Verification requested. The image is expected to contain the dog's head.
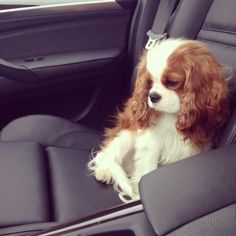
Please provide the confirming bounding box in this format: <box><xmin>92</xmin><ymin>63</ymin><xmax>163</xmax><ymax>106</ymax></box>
<box><xmin>129</xmin><ymin>38</ymin><xmax>229</xmax><ymax>146</ymax></box>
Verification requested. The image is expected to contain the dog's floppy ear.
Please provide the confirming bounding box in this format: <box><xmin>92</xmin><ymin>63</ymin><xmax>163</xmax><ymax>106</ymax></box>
<box><xmin>123</xmin><ymin>52</ymin><xmax>156</xmax><ymax>128</ymax></box>
<box><xmin>176</xmin><ymin>41</ymin><xmax>230</xmax><ymax>147</ymax></box>
<box><xmin>103</xmin><ymin>52</ymin><xmax>155</xmax><ymax>144</ymax></box>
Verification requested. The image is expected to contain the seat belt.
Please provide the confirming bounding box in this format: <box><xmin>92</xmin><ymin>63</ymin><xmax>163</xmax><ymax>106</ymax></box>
<box><xmin>130</xmin><ymin>0</ymin><xmax>180</xmax><ymax>90</ymax></box>
<box><xmin>145</xmin><ymin>0</ymin><xmax>215</xmax><ymax>49</ymax></box>
<box><xmin>145</xmin><ymin>0</ymin><xmax>180</xmax><ymax>50</ymax></box>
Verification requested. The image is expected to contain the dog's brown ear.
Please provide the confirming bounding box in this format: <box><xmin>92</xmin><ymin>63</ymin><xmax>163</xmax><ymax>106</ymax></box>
<box><xmin>102</xmin><ymin>52</ymin><xmax>155</xmax><ymax>144</ymax></box>
<box><xmin>176</xmin><ymin>41</ymin><xmax>230</xmax><ymax>147</ymax></box>
<box><xmin>123</xmin><ymin>52</ymin><xmax>156</xmax><ymax>129</ymax></box>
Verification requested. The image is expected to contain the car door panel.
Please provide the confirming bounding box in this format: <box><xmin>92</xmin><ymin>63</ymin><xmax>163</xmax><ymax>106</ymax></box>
<box><xmin>10</xmin><ymin>48</ymin><xmax>122</xmax><ymax>81</ymax></box>
<box><xmin>0</xmin><ymin>0</ymin><xmax>136</xmax><ymax>129</ymax></box>
<box><xmin>0</xmin><ymin>1</ymin><xmax>132</xmax><ymax>78</ymax></box>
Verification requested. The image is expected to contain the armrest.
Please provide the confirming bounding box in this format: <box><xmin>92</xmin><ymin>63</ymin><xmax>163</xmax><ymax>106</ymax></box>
<box><xmin>140</xmin><ymin>144</ymin><xmax>236</xmax><ymax>236</ymax></box>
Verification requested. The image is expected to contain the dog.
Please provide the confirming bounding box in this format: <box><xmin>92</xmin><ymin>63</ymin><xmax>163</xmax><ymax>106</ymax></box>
<box><xmin>88</xmin><ymin>38</ymin><xmax>229</xmax><ymax>202</ymax></box>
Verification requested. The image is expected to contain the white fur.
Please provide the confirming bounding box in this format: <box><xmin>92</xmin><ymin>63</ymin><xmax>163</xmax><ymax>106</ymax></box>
<box><xmin>88</xmin><ymin>39</ymin><xmax>201</xmax><ymax>203</ymax></box>
<box><xmin>88</xmin><ymin>114</ymin><xmax>200</xmax><ymax>202</ymax></box>
<box><xmin>88</xmin><ymin>130</ymin><xmax>135</xmax><ymax>197</ymax></box>
<box><xmin>147</xmin><ymin>38</ymin><xmax>183</xmax><ymax>79</ymax></box>
<box><xmin>147</xmin><ymin>38</ymin><xmax>183</xmax><ymax>113</ymax></box>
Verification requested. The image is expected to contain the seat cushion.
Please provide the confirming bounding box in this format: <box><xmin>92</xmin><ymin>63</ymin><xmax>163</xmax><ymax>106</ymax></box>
<box><xmin>0</xmin><ymin>115</ymin><xmax>103</xmax><ymax>151</ymax></box>
<box><xmin>0</xmin><ymin>141</ymin><xmax>121</xmax><ymax>229</ymax></box>
<box><xmin>0</xmin><ymin>116</ymin><xmax>123</xmax><ymax>223</ymax></box>
<box><xmin>47</xmin><ymin>146</ymin><xmax>121</xmax><ymax>222</ymax></box>
<box><xmin>0</xmin><ymin>142</ymin><xmax>51</xmax><ymax>227</ymax></box>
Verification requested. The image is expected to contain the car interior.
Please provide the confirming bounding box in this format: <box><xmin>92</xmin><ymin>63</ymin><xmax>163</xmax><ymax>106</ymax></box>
<box><xmin>0</xmin><ymin>0</ymin><xmax>235</xmax><ymax>235</ymax></box>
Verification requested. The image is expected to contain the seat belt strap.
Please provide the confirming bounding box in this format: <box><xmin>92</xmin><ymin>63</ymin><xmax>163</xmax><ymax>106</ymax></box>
<box><xmin>145</xmin><ymin>0</ymin><xmax>179</xmax><ymax>50</ymax></box>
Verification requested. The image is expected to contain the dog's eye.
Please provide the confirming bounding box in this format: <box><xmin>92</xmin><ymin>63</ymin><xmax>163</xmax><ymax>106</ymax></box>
<box><xmin>165</xmin><ymin>80</ymin><xmax>179</xmax><ymax>88</ymax></box>
<box><xmin>146</xmin><ymin>76</ymin><xmax>153</xmax><ymax>88</ymax></box>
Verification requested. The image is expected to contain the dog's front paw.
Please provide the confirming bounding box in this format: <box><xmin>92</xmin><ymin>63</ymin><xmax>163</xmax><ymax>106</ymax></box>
<box><xmin>94</xmin><ymin>167</ymin><xmax>113</xmax><ymax>184</ymax></box>
<box><xmin>130</xmin><ymin>178</ymin><xmax>140</xmax><ymax>196</ymax></box>
<box><xmin>88</xmin><ymin>154</ymin><xmax>114</xmax><ymax>184</ymax></box>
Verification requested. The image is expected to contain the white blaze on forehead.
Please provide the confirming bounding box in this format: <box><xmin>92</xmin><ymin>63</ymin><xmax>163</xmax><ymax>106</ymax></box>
<box><xmin>146</xmin><ymin>38</ymin><xmax>184</xmax><ymax>80</ymax></box>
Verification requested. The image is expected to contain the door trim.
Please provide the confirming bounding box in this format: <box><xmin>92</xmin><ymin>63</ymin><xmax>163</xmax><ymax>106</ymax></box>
<box><xmin>0</xmin><ymin>0</ymin><xmax>122</xmax><ymax>14</ymax></box>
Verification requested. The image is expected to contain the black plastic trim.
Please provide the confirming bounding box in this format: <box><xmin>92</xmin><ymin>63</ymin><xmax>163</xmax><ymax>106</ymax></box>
<box><xmin>0</xmin><ymin>0</ymin><xmax>136</xmax><ymax>11</ymax></box>
<box><xmin>116</xmin><ymin>0</ymin><xmax>137</xmax><ymax>9</ymax></box>
<box><xmin>0</xmin><ymin>1</ymin><xmax>122</xmax><ymax>16</ymax></box>
<box><xmin>0</xmin><ymin>57</ymin><xmax>38</xmax><ymax>82</ymax></box>
<box><xmin>33</xmin><ymin>202</ymin><xmax>143</xmax><ymax>235</ymax></box>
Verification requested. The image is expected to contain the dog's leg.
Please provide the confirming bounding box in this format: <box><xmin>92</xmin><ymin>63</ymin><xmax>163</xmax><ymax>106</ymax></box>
<box><xmin>131</xmin><ymin>147</ymin><xmax>160</xmax><ymax>197</ymax></box>
<box><xmin>88</xmin><ymin>130</ymin><xmax>135</xmax><ymax>197</ymax></box>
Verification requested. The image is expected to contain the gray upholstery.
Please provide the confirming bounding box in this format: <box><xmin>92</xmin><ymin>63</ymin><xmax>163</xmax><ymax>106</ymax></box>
<box><xmin>1</xmin><ymin>114</ymin><xmax>103</xmax><ymax>151</ymax></box>
<box><xmin>47</xmin><ymin>147</ymin><xmax>121</xmax><ymax>222</ymax></box>
<box><xmin>167</xmin><ymin>204</ymin><xmax>236</xmax><ymax>236</ymax></box>
<box><xmin>0</xmin><ymin>141</ymin><xmax>121</xmax><ymax>228</ymax></box>
<box><xmin>140</xmin><ymin>145</ymin><xmax>236</xmax><ymax>236</ymax></box>
<box><xmin>167</xmin><ymin>0</ymin><xmax>215</xmax><ymax>39</ymax></box>
<box><xmin>0</xmin><ymin>142</ymin><xmax>50</xmax><ymax>227</ymax></box>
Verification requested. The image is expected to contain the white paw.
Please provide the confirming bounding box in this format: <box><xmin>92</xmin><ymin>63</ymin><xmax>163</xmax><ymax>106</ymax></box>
<box><xmin>88</xmin><ymin>153</ymin><xmax>114</xmax><ymax>184</ymax></box>
<box><xmin>94</xmin><ymin>167</ymin><xmax>113</xmax><ymax>184</ymax></box>
<box><xmin>130</xmin><ymin>179</ymin><xmax>140</xmax><ymax>196</ymax></box>
<box><xmin>131</xmin><ymin>193</ymin><xmax>140</xmax><ymax>201</ymax></box>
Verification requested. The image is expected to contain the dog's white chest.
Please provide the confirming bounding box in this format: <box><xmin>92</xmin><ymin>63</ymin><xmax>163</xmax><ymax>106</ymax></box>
<box><xmin>135</xmin><ymin>114</ymin><xmax>199</xmax><ymax>165</ymax></box>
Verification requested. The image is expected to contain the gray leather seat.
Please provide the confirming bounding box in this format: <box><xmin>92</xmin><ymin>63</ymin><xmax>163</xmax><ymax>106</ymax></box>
<box><xmin>1</xmin><ymin>114</ymin><xmax>103</xmax><ymax>151</ymax></box>
<box><xmin>0</xmin><ymin>141</ymin><xmax>121</xmax><ymax>233</ymax></box>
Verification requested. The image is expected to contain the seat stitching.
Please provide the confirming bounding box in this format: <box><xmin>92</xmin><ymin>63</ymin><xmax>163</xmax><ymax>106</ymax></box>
<box><xmin>54</xmin><ymin>130</ymin><xmax>102</xmax><ymax>146</ymax></box>
<box><xmin>201</xmin><ymin>27</ymin><xmax>236</xmax><ymax>35</ymax></box>
<box><xmin>47</xmin><ymin>144</ymin><xmax>94</xmax><ymax>152</ymax></box>
<box><xmin>198</xmin><ymin>38</ymin><xmax>236</xmax><ymax>49</ymax></box>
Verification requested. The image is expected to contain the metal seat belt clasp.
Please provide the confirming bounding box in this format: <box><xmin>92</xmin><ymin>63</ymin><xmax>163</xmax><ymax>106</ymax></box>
<box><xmin>145</xmin><ymin>31</ymin><xmax>168</xmax><ymax>50</ymax></box>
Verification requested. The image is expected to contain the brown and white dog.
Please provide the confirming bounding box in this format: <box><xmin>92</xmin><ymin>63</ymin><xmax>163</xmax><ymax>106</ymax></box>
<box><xmin>88</xmin><ymin>39</ymin><xmax>229</xmax><ymax>202</ymax></box>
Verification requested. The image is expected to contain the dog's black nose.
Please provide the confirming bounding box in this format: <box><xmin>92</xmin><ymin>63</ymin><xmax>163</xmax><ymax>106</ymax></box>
<box><xmin>149</xmin><ymin>92</ymin><xmax>161</xmax><ymax>103</ymax></box>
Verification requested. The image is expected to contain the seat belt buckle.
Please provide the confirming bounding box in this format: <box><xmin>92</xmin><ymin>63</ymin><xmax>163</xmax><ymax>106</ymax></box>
<box><xmin>145</xmin><ymin>31</ymin><xmax>168</xmax><ymax>50</ymax></box>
